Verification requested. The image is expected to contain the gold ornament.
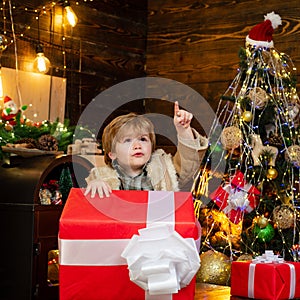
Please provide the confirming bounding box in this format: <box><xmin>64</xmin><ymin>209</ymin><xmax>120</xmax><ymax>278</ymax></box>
<box><xmin>273</xmin><ymin>205</ymin><xmax>295</xmax><ymax>229</ymax></box>
<box><xmin>267</xmin><ymin>167</ymin><xmax>278</xmax><ymax>179</ymax></box>
<box><xmin>220</xmin><ymin>126</ymin><xmax>242</xmax><ymax>150</ymax></box>
<box><xmin>285</xmin><ymin>145</ymin><xmax>300</xmax><ymax>168</ymax></box>
<box><xmin>197</xmin><ymin>250</ymin><xmax>231</xmax><ymax>286</ymax></box>
<box><xmin>242</xmin><ymin>111</ymin><xmax>253</xmax><ymax>122</ymax></box>
<box><xmin>248</xmin><ymin>87</ymin><xmax>269</xmax><ymax>109</ymax></box>
<box><xmin>256</xmin><ymin>215</ymin><xmax>269</xmax><ymax>229</ymax></box>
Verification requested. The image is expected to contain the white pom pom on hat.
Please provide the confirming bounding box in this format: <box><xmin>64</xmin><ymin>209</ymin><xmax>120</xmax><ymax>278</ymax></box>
<box><xmin>246</xmin><ymin>12</ymin><xmax>282</xmax><ymax>48</ymax></box>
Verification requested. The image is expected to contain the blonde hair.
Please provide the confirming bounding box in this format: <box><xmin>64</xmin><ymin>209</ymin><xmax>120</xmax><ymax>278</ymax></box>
<box><xmin>102</xmin><ymin>113</ymin><xmax>156</xmax><ymax>167</ymax></box>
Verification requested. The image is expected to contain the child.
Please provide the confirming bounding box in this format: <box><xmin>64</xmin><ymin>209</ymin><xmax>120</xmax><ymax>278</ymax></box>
<box><xmin>84</xmin><ymin>101</ymin><xmax>208</xmax><ymax>198</ymax></box>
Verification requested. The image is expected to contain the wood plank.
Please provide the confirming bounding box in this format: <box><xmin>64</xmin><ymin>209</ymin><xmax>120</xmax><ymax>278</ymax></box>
<box><xmin>146</xmin><ymin>0</ymin><xmax>300</xmax><ymax>148</ymax></box>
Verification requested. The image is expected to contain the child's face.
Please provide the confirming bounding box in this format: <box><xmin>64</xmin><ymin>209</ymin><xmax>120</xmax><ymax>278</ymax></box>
<box><xmin>108</xmin><ymin>131</ymin><xmax>152</xmax><ymax>176</ymax></box>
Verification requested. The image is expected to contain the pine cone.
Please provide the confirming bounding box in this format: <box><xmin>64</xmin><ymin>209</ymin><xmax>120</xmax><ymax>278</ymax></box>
<box><xmin>268</xmin><ymin>134</ymin><xmax>283</xmax><ymax>147</ymax></box>
<box><xmin>37</xmin><ymin>134</ymin><xmax>58</xmax><ymax>151</ymax></box>
<box><xmin>14</xmin><ymin>138</ymin><xmax>38</xmax><ymax>149</ymax></box>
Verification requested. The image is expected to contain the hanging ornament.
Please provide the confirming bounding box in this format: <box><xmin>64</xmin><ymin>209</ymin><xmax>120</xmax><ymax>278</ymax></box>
<box><xmin>210</xmin><ymin>170</ymin><xmax>260</xmax><ymax>224</ymax></box>
<box><xmin>268</xmin><ymin>134</ymin><xmax>283</xmax><ymax>148</ymax></box>
<box><xmin>242</xmin><ymin>111</ymin><xmax>253</xmax><ymax>122</ymax></box>
<box><xmin>220</xmin><ymin>126</ymin><xmax>242</xmax><ymax>150</ymax></box>
<box><xmin>288</xmin><ymin>103</ymin><xmax>300</xmax><ymax>121</ymax></box>
<box><xmin>285</xmin><ymin>145</ymin><xmax>300</xmax><ymax>168</ymax></box>
<box><xmin>248</xmin><ymin>87</ymin><xmax>269</xmax><ymax>109</ymax></box>
<box><xmin>266</xmin><ymin>167</ymin><xmax>278</xmax><ymax>179</ymax></box>
<box><xmin>196</xmin><ymin>250</ymin><xmax>231</xmax><ymax>286</ymax></box>
<box><xmin>256</xmin><ymin>215</ymin><xmax>269</xmax><ymax>229</ymax></box>
<box><xmin>0</xmin><ymin>34</ymin><xmax>8</xmax><ymax>51</ymax></box>
<box><xmin>250</xmin><ymin>134</ymin><xmax>278</xmax><ymax>167</ymax></box>
<box><xmin>253</xmin><ymin>223</ymin><xmax>275</xmax><ymax>243</ymax></box>
<box><xmin>273</xmin><ymin>205</ymin><xmax>294</xmax><ymax>229</ymax></box>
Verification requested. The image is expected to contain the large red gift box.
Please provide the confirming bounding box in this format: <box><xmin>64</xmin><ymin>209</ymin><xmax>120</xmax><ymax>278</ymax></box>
<box><xmin>231</xmin><ymin>261</ymin><xmax>300</xmax><ymax>299</ymax></box>
<box><xmin>59</xmin><ymin>188</ymin><xmax>200</xmax><ymax>300</ymax></box>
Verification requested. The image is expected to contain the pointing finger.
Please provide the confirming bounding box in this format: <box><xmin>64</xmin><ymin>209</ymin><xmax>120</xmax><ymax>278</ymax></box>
<box><xmin>174</xmin><ymin>101</ymin><xmax>180</xmax><ymax>117</ymax></box>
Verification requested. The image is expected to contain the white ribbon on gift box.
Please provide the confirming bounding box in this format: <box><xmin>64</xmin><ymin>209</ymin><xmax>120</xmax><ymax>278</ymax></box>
<box><xmin>248</xmin><ymin>251</ymin><xmax>295</xmax><ymax>299</ymax></box>
<box><xmin>121</xmin><ymin>224</ymin><xmax>200</xmax><ymax>296</ymax></box>
<box><xmin>59</xmin><ymin>191</ymin><xmax>200</xmax><ymax>300</ymax></box>
<box><xmin>222</xmin><ymin>183</ymin><xmax>254</xmax><ymax>214</ymax></box>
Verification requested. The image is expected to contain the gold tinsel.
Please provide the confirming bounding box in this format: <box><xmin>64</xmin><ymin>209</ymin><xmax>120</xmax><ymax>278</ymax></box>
<box><xmin>193</xmin><ymin>169</ymin><xmax>210</xmax><ymax>219</ymax></box>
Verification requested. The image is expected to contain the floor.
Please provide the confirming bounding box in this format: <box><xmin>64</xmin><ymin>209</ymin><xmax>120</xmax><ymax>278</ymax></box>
<box><xmin>195</xmin><ymin>283</ymin><xmax>248</xmax><ymax>300</ymax></box>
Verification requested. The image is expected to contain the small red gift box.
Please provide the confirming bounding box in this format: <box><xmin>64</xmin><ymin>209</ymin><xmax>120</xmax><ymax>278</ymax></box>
<box><xmin>231</xmin><ymin>261</ymin><xmax>300</xmax><ymax>299</ymax></box>
<box><xmin>59</xmin><ymin>188</ymin><xmax>200</xmax><ymax>300</ymax></box>
<box><xmin>210</xmin><ymin>170</ymin><xmax>260</xmax><ymax>224</ymax></box>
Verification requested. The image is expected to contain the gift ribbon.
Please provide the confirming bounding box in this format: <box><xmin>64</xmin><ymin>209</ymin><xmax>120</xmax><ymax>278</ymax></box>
<box><xmin>223</xmin><ymin>183</ymin><xmax>253</xmax><ymax>214</ymax></box>
<box><xmin>288</xmin><ymin>263</ymin><xmax>296</xmax><ymax>299</ymax></box>
<box><xmin>59</xmin><ymin>191</ymin><xmax>200</xmax><ymax>299</ymax></box>
<box><xmin>122</xmin><ymin>191</ymin><xmax>200</xmax><ymax>299</ymax></box>
<box><xmin>248</xmin><ymin>251</ymin><xmax>295</xmax><ymax>299</ymax></box>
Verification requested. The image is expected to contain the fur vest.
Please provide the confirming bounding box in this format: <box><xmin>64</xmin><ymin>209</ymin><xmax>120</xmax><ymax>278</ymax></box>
<box><xmin>86</xmin><ymin>149</ymin><xmax>179</xmax><ymax>191</ymax></box>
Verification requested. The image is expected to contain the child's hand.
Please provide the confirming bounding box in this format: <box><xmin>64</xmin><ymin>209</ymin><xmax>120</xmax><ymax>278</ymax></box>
<box><xmin>173</xmin><ymin>101</ymin><xmax>194</xmax><ymax>139</ymax></box>
<box><xmin>174</xmin><ymin>101</ymin><xmax>193</xmax><ymax>129</ymax></box>
<box><xmin>84</xmin><ymin>179</ymin><xmax>112</xmax><ymax>198</ymax></box>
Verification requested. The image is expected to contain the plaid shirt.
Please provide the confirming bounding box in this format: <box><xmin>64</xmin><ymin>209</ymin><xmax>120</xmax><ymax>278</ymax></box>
<box><xmin>112</xmin><ymin>159</ymin><xmax>154</xmax><ymax>191</ymax></box>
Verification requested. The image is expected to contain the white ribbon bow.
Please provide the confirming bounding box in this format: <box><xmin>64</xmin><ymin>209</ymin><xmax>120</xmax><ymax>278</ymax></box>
<box><xmin>223</xmin><ymin>183</ymin><xmax>253</xmax><ymax>214</ymax></box>
<box><xmin>252</xmin><ymin>250</ymin><xmax>284</xmax><ymax>264</ymax></box>
<box><xmin>121</xmin><ymin>224</ymin><xmax>200</xmax><ymax>295</ymax></box>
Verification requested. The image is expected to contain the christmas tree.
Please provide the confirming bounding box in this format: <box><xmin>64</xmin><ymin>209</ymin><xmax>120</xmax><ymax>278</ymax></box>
<box><xmin>193</xmin><ymin>11</ymin><xmax>300</xmax><ymax>270</ymax></box>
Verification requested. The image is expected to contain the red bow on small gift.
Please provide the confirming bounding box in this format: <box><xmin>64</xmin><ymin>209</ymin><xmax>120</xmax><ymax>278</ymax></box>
<box><xmin>210</xmin><ymin>170</ymin><xmax>260</xmax><ymax>224</ymax></box>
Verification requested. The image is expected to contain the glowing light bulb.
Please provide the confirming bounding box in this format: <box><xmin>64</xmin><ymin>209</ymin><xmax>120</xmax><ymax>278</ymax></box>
<box><xmin>65</xmin><ymin>5</ymin><xmax>78</xmax><ymax>27</ymax></box>
<box><xmin>33</xmin><ymin>45</ymin><xmax>51</xmax><ymax>73</ymax></box>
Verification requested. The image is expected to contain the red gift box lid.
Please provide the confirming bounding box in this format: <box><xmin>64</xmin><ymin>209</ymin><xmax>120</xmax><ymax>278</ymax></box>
<box><xmin>59</xmin><ymin>188</ymin><xmax>198</xmax><ymax>240</ymax></box>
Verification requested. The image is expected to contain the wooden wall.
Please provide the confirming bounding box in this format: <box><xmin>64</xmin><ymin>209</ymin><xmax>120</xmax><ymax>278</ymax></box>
<box><xmin>1</xmin><ymin>0</ymin><xmax>300</xmax><ymax>144</ymax></box>
<box><xmin>146</xmin><ymin>0</ymin><xmax>300</xmax><ymax>128</ymax></box>
<box><xmin>0</xmin><ymin>0</ymin><xmax>147</xmax><ymax>126</ymax></box>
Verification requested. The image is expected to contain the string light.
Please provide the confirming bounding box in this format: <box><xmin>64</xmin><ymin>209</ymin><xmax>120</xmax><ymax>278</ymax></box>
<box><xmin>0</xmin><ymin>0</ymin><xmax>7</xmax><ymax>104</ymax></box>
<box><xmin>33</xmin><ymin>14</ymin><xmax>51</xmax><ymax>74</ymax></box>
<box><xmin>62</xmin><ymin>1</ymin><xmax>78</xmax><ymax>27</ymax></box>
<box><xmin>33</xmin><ymin>44</ymin><xmax>51</xmax><ymax>73</ymax></box>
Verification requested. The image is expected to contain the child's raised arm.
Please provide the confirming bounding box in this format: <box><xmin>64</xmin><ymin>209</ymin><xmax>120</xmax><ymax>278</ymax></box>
<box><xmin>173</xmin><ymin>101</ymin><xmax>194</xmax><ymax>139</ymax></box>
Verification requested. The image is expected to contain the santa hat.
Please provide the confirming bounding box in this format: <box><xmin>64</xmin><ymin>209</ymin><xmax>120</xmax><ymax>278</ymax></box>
<box><xmin>246</xmin><ymin>12</ymin><xmax>282</xmax><ymax>48</ymax></box>
<box><xmin>4</xmin><ymin>95</ymin><xmax>13</xmax><ymax>105</ymax></box>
